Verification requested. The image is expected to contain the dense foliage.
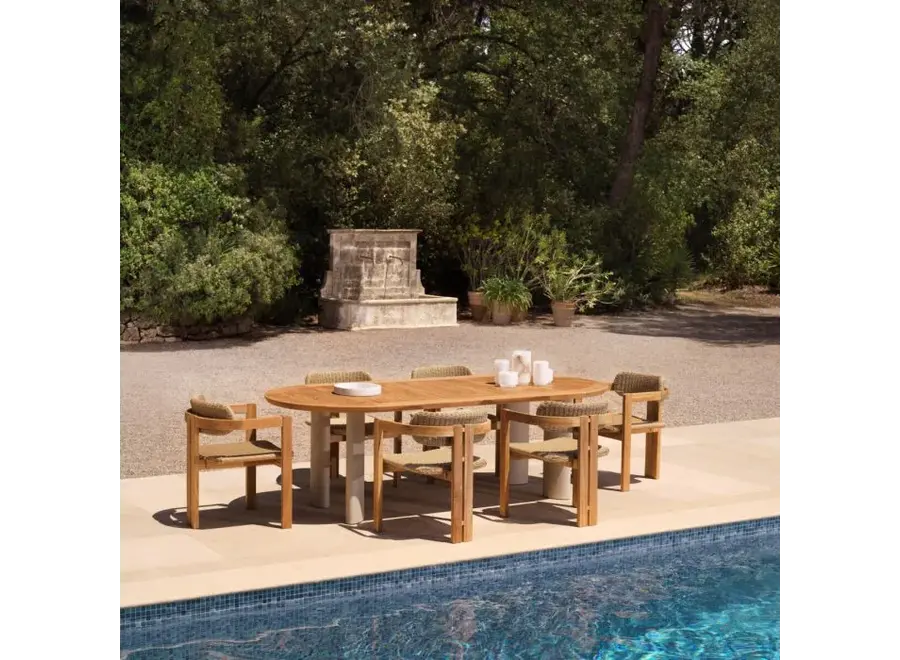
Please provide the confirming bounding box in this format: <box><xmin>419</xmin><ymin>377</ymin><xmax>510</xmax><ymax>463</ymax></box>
<box><xmin>121</xmin><ymin>0</ymin><xmax>779</xmax><ymax>324</ymax></box>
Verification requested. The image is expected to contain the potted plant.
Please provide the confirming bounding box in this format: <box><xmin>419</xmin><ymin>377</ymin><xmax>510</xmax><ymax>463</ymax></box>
<box><xmin>456</xmin><ymin>223</ymin><xmax>502</xmax><ymax>322</ymax></box>
<box><xmin>482</xmin><ymin>276</ymin><xmax>532</xmax><ymax>325</ymax></box>
<box><xmin>537</xmin><ymin>255</ymin><xmax>615</xmax><ymax>327</ymax></box>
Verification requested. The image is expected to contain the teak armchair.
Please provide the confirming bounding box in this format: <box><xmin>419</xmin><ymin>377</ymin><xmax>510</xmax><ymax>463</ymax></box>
<box><xmin>373</xmin><ymin>418</ymin><xmax>492</xmax><ymax>543</ymax></box>
<box><xmin>599</xmin><ymin>372</ymin><xmax>668</xmax><ymax>492</ymax></box>
<box><xmin>399</xmin><ymin>365</ymin><xmax>478</xmax><ymax>486</ymax></box>
<box><xmin>185</xmin><ymin>397</ymin><xmax>293</xmax><ymax>529</ymax></box>
<box><xmin>498</xmin><ymin>408</ymin><xmax>607</xmax><ymax>527</ymax></box>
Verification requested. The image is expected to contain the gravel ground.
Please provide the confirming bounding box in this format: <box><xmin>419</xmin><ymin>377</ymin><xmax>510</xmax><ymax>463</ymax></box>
<box><xmin>120</xmin><ymin>304</ymin><xmax>779</xmax><ymax>479</ymax></box>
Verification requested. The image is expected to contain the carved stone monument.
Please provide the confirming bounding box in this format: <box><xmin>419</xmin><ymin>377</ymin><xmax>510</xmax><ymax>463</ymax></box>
<box><xmin>318</xmin><ymin>229</ymin><xmax>458</xmax><ymax>330</ymax></box>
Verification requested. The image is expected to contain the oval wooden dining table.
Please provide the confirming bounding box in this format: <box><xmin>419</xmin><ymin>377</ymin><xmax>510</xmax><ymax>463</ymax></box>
<box><xmin>265</xmin><ymin>374</ymin><xmax>611</xmax><ymax>525</ymax></box>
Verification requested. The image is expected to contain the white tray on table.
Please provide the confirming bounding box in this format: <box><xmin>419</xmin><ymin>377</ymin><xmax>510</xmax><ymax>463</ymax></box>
<box><xmin>332</xmin><ymin>382</ymin><xmax>382</xmax><ymax>397</ymax></box>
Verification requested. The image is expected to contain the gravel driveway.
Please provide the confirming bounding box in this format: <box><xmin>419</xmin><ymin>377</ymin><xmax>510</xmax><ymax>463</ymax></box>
<box><xmin>120</xmin><ymin>305</ymin><xmax>779</xmax><ymax>479</ymax></box>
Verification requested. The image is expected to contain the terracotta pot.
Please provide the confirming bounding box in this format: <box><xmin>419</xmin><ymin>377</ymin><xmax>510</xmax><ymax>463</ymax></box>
<box><xmin>511</xmin><ymin>307</ymin><xmax>527</xmax><ymax>323</ymax></box>
<box><xmin>467</xmin><ymin>291</ymin><xmax>487</xmax><ymax>322</ymax></box>
<box><xmin>491</xmin><ymin>302</ymin><xmax>512</xmax><ymax>325</ymax></box>
<box><xmin>551</xmin><ymin>301</ymin><xmax>577</xmax><ymax>327</ymax></box>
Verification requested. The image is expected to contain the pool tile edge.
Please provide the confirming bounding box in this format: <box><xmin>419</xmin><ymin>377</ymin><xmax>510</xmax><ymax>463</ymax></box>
<box><xmin>121</xmin><ymin>515</ymin><xmax>779</xmax><ymax>630</ymax></box>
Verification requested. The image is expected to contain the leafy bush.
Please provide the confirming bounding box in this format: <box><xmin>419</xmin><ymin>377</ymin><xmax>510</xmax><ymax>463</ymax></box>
<box><xmin>536</xmin><ymin>255</ymin><xmax>616</xmax><ymax>311</ymax></box>
<box><xmin>455</xmin><ymin>211</ymin><xmax>565</xmax><ymax>291</ymax></box>
<box><xmin>120</xmin><ymin>161</ymin><xmax>299</xmax><ymax>326</ymax></box>
<box><xmin>706</xmin><ymin>188</ymin><xmax>779</xmax><ymax>288</ymax></box>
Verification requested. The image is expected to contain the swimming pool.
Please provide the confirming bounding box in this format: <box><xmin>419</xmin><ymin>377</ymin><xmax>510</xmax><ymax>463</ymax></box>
<box><xmin>121</xmin><ymin>518</ymin><xmax>779</xmax><ymax>658</ymax></box>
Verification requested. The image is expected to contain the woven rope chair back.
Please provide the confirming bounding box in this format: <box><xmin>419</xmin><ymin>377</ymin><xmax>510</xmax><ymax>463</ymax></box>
<box><xmin>612</xmin><ymin>372</ymin><xmax>664</xmax><ymax>395</ymax></box>
<box><xmin>410</xmin><ymin>365</ymin><xmax>473</xmax><ymax>379</ymax></box>
<box><xmin>305</xmin><ymin>370</ymin><xmax>373</xmax><ymax>385</ymax></box>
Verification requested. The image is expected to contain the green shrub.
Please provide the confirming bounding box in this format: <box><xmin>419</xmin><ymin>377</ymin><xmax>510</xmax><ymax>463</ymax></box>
<box><xmin>706</xmin><ymin>188</ymin><xmax>779</xmax><ymax>288</ymax></box>
<box><xmin>120</xmin><ymin>161</ymin><xmax>299</xmax><ymax>326</ymax></box>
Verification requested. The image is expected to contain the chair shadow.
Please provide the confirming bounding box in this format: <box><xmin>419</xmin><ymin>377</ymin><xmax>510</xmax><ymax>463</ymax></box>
<box><xmin>151</xmin><ymin>468</ymin><xmax>638</xmax><ymax>532</ymax></box>
<box><xmin>598</xmin><ymin>469</ymin><xmax>643</xmax><ymax>490</ymax></box>
<box><xmin>152</xmin><ymin>469</ymin><xmax>542</xmax><ymax>532</ymax></box>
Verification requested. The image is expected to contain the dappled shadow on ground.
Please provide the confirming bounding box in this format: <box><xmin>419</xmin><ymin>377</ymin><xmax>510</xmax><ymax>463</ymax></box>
<box><xmin>599</xmin><ymin>305</ymin><xmax>779</xmax><ymax>346</ymax></box>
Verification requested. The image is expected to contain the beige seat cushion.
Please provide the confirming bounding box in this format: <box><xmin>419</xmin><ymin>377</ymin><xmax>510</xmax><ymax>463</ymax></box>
<box><xmin>189</xmin><ymin>396</ymin><xmax>235</xmax><ymax>436</ymax></box>
<box><xmin>383</xmin><ymin>447</ymin><xmax>487</xmax><ymax>477</ymax></box>
<box><xmin>198</xmin><ymin>440</ymin><xmax>280</xmax><ymax>459</ymax></box>
<box><xmin>510</xmin><ymin>438</ymin><xmax>611</xmax><ymax>464</ymax></box>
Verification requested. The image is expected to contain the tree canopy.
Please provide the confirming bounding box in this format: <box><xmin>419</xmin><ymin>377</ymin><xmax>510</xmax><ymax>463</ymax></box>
<box><xmin>121</xmin><ymin>0</ymin><xmax>779</xmax><ymax>325</ymax></box>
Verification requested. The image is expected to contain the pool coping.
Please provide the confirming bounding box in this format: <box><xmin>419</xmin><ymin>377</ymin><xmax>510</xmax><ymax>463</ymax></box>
<box><xmin>121</xmin><ymin>515</ymin><xmax>779</xmax><ymax>630</ymax></box>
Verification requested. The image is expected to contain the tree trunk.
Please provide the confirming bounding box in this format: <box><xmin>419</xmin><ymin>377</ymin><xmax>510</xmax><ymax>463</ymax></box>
<box><xmin>609</xmin><ymin>0</ymin><xmax>669</xmax><ymax>208</ymax></box>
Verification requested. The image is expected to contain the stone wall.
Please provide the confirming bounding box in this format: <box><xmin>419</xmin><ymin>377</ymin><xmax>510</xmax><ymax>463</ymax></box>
<box><xmin>120</xmin><ymin>314</ymin><xmax>253</xmax><ymax>343</ymax></box>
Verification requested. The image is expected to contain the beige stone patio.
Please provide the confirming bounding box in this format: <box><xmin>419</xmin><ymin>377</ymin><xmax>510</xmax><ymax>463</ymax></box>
<box><xmin>120</xmin><ymin>417</ymin><xmax>779</xmax><ymax>608</ymax></box>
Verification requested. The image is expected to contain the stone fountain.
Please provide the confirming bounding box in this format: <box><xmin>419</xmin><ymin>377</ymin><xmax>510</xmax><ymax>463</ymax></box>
<box><xmin>318</xmin><ymin>229</ymin><xmax>458</xmax><ymax>330</ymax></box>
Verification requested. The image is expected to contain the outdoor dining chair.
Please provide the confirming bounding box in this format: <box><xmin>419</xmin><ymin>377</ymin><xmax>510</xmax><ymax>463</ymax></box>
<box><xmin>185</xmin><ymin>396</ymin><xmax>293</xmax><ymax>529</ymax></box>
<box><xmin>372</xmin><ymin>416</ymin><xmax>491</xmax><ymax>543</ymax></box>
<box><xmin>599</xmin><ymin>372</ymin><xmax>668</xmax><ymax>492</ymax></box>
<box><xmin>304</xmin><ymin>370</ymin><xmax>375</xmax><ymax>478</ymax></box>
<box><xmin>497</xmin><ymin>404</ymin><xmax>608</xmax><ymax>527</ymax></box>
<box><xmin>396</xmin><ymin>365</ymin><xmax>481</xmax><ymax>487</ymax></box>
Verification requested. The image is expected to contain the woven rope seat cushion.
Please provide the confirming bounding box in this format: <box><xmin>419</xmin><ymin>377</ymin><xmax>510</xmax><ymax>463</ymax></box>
<box><xmin>408</xmin><ymin>410</ymin><xmax>490</xmax><ymax>447</ymax></box>
<box><xmin>305</xmin><ymin>370</ymin><xmax>372</xmax><ymax>385</ymax></box>
<box><xmin>189</xmin><ymin>396</ymin><xmax>235</xmax><ymax>436</ymax></box>
<box><xmin>410</xmin><ymin>365</ymin><xmax>473</xmax><ymax>379</ymax></box>
<box><xmin>612</xmin><ymin>372</ymin><xmax>665</xmax><ymax>394</ymax></box>
<box><xmin>510</xmin><ymin>437</ymin><xmax>611</xmax><ymax>464</ymax></box>
<box><xmin>383</xmin><ymin>447</ymin><xmax>487</xmax><ymax>477</ymax></box>
<box><xmin>535</xmin><ymin>400</ymin><xmax>609</xmax><ymax>424</ymax></box>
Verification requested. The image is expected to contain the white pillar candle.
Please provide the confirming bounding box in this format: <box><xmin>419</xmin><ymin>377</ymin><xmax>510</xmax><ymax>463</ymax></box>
<box><xmin>511</xmin><ymin>350</ymin><xmax>532</xmax><ymax>385</ymax></box>
<box><xmin>532</xmin><ymin>360</ymin><xmax>549</xmax><ymax>381</ymax></box>
<box><xmin>493</xmin><ymin>359</ymin><xmax>510</xmax><ymax>381</ymax></box>
<box><xmin>497</xmin><ymin>370</ymin><xmax>519</xmax><ymax>388</ymax></box>
<box><xmin>533</xmin><ymin>367</ymin><xmax>554</xmax><ymax>386</ymax></box>
<box><xmin>533</xmin><ymin>361</ymin><xmax>553</xmax><ymax>386</ymax></box>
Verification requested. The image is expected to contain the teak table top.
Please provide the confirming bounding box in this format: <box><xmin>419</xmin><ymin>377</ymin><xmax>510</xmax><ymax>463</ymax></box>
<box><xmin>264</xmin><ymin>375</ymin><xmax>611</xmax><ymax>413</ymax></box>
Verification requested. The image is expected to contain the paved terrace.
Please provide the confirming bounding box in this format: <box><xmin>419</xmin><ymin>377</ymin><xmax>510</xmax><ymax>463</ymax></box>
<box><xmin>121</xmin><ymin>417</ymin><xmax>779</xmax><ymax>607</ymax></box>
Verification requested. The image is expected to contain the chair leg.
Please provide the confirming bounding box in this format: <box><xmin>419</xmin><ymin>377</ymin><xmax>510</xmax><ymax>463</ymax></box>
<box><xmin>620</xmin><ymin>435</ymin><xmax>632</xmax><ymax>492</ymax></box>
<box><xmin>186</xmin><ymin>420</ymin><xmax>200</xmax><ymax>530</ymax></box>
<box><xmin>575</xmin><ymin>458</ymin><xmax>588</xmax><ymax>527</ymax></box>
<box><xmin>280</xmin><ymin>416</ymin><xmax>293</xmax><ymax>529</ymax></box>
<box><xmin>450</xmin><ymin>467</ymin><xmax>463</xmax><ymax>543</ymax></box>
<box><xmin>246</xmin><ymin>465</ymin><xmax>257</xmax><ymax>510</ymax></box>
<box><xmin>393</xmin><ymin>436</ymin><xmax>402</xmax><ymax>488</ymax></box>
<box><xmin>571</xmin><ymin>467</ymin><xmax>579</xmax><ymax>508</ymax></box>
<box><xmin>499</xmin><ymin>448</ymin><xmax>510</xmax><ymax>519</ymax></box>
<box><xmin>645</xmin><ymin>430</ymin><xmax>662</xmax><ymax>479</ymax></box>
<box><xmin>373</xmin><ymin>457</ymin><xmax>384</xmax><ymax>533</ymax></box>
<box><xmin>187</xmin><ymin>463</ymin><xmax>200</xmax><ymax>530</ymax></box>
<box><xmin>330</xmin><ymin>441</ymin><xmax>340</xmax><ymax>478</ymax></box>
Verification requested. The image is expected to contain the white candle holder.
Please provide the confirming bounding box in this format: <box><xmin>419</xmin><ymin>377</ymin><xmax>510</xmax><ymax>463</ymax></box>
<box><xmin>511</xmin><ymin>350</ymin><xmax>532</xmax><ymax>385</ymax></box>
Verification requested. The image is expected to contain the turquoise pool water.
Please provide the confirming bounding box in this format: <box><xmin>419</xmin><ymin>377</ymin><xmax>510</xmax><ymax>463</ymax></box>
<box><xmin>121</xmin><ymin>529</ymin><xmax>779</xmax><ymax>658</ymax></box>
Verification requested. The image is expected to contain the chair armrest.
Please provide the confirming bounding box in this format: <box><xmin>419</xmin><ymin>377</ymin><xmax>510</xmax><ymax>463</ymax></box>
<box><xmin>622</xmin><ymin>391</ymin><xmax>665</xmax><ymax>403</ymax></box>
<box><xmin>189</xmin><ymin>414</ymin><xmax>287</xmax><ymax>433</ymax></box>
